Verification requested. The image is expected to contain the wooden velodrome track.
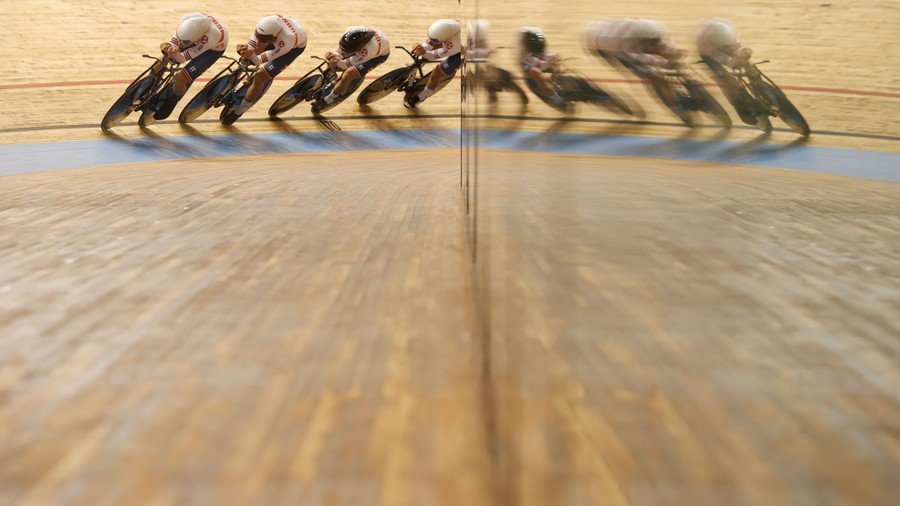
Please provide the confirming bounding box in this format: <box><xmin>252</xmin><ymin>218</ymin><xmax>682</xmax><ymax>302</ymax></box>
<box><xmin>1</xmin><ymin>1</ymin><xmax>899</xmax><ymax>505</ymax></box>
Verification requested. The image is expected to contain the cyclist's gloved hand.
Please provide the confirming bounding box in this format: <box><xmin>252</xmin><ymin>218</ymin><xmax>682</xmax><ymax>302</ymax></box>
<box><xmin>413</xmin><ymin>44</ymin><xmax>426</xmax><ymax>57</ymax></box>
<box><xmin>326</xmin><ymin>54</ymin><xmax>344</xmax><ymax>70</ymax></box>
<box><xmin>738</xmin><ymin>47</ymin><xmax>753</xmax><ymax>60</ymax></box>
<box><xmin>237</xmin><ymin>44</ymin><xmax>255</xmax><ymax>60</ymax></box>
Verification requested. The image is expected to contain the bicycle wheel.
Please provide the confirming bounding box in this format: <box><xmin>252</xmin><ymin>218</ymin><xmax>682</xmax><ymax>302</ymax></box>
<box><xmin>269</xmin><ymin>75</ymin><xmax>324</xmax><ymax>117</ymax></box>
<box><xmin>686</xmin><ymin>79</ymin><xmax>732</xmax><ymax>128</ymax></box>
<box><xmin>754</xmin><ymin>114</ymin><xmax>773</xmax><ymax>133</ymax></box>
<box><xmin>100</xmin><ymin>75</ymin><xmax>155</xmax><ymax>130</ymax></box>
<box><xmin>761</xmin><ymin>82</ymin><xmax>810</xmax><ymax>136</ymax></box>
<box><xmin>179</xmin><ymin>74</ymin><xmax>233</xmax><ymax>124</ymax></box>
<box><xmin>357</xmin><ymin>67</ymin><xmax>411</xmax><ymax>104</ymax></box>
<box><xmin>573</xmin><ymin>76</ymin><xmax>632</xmax><ymax>115</ymax></box>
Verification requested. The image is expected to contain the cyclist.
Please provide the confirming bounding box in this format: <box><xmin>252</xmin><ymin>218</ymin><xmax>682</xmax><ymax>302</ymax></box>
<box><xmin>149</xmin><ymin>13</ymin><xmax>229</xmax><ymax>121</ymax></box>
<box><xmin>315</xmin><ymin>26</ymin><xmax>390</xmax><ymax>113</ymax></box>
<box><xmin>519</xmin><ymin>27</ymin><xmax>568</xmax><ymax>111</ymax></box>
<box><xmin>404</xmin><ymin>19</ymin><xmax>462</xmax><ymax>109</ymax></box>
<box><xmin>586</xmin><ymin>18</ymin><xmax>684</xmax><ymax>111</ymax></box>
<box><xmin>223</xmin><ymin>14</ymin><xmax>308</xmax><ymax>124</ymax></box>
<box><xmin>696</xmin><ymin>18</ymin><xmax>762</xmax><ymax>125</ymax></box>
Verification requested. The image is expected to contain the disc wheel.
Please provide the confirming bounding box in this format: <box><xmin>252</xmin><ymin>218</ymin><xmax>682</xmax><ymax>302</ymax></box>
<box><xmin>761</xmin><ymin>82</ymin><xmax>810</xmax><ymax>136</ymax></box>
<box><xmin>268</xmin><ymin>75</ymin><xmax>324</xmax><ymax>117</ymax></box>
<box><xmin>357</xmin><ymin>67</ymin><xmax>412</xmax><ymax>105</ymax></box>
<box><xmin>179</xmin><ymin>74</ymin><xmax>233</xmax><ymax>124</ymax></box>
<box><xmin>687</xmin><ymin>79</ymin><xmax>732</xmax><ymax>128</ymax></box>
<box><xmin>100</xmin><ymin>75</ymin><xmax>155</xmax><ymax>130</ymax></box>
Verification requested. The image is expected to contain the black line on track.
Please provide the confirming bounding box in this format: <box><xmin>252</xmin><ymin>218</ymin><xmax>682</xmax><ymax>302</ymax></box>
<box><xmin>2</xmin><ymin>114</ymin><xmax>898</xmax><ymax>143</ymax></box>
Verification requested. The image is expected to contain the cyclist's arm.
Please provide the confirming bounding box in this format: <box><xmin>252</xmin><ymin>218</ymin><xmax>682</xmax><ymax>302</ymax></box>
<box><xmin>241</xmin><ymin>34</ymin><xmax>260</xmax><ymax>64</ymax></box>
<box><xmin>421</xmin><ymin>33</ymin><xmax>461</xmax><ymax>61</ymax></box>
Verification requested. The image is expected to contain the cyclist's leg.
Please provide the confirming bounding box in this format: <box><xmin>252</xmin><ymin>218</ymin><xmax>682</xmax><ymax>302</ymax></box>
<box><xmin>429</xmin><ymin>54</ymin><xmax>461</xmax><ymax>91</ymax></box>
<box><xmin>701</xmin><ymin>55</ymin><xmax>756</xmax><ymax>124</ymax></box>
<box><xmin>154</xmin><ymin>50</ymin><xmax>224</xmax><ymax>120</ymax></box>
<box><xmin>521</xmin><ymin>61</ymin><xmax>565</xmax><ymax>108</ymax></box>
<box><xmin>407</xmin><ymin>53</ymin><xmax>461</xmax><ymax>108</ymax></box>
<box><xmin>234</xmin><ymin>47</ymin><xmax>305</xmax><ymax>114</ymax></box>
<box><xmin>626</xmin><ymin>60</ymin><xmax>676</xmax><ymax>107</ymax></box>
<box><xmin>326</xmin><ymin>54</ymin><xmax>390</xmax><ymax>104</ymax></box>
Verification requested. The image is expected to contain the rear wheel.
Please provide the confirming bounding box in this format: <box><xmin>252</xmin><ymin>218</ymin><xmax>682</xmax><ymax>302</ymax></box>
<box><xmin>138</xmin><ymin>109</ymin><xmax>156</xmax><ymax>128</ymax></box>
<box><xmin>754</xmin><ymin>114</ymin><xmax>773</xmax><ymax>133</ymax></box>
<box><xmin>312</xmin><ymin>79</ymin><xmax>361</xmax><ymax>114</ymax></box>
<box><xmin>664</xmin><ymin>93</ymin><xmax>694</xmax><ymax>127</ymax></box>
<box><xmin>179</xmin><ymin>74</ymin><xmax>233</xmax><ymax>124</ymax></box>
<box><xmin>760</xmin><ymin>82</ymin><xmax>810</xmax><ymax>136</ymax></box>
<box><xmin>100</xmin><ymin>75</ymin><xmax>155</xmax><ymax>130</ymax></box>
<box><xmin>686</xmin><ymin>79</ymin><xmax>732</xmax><ymax>128</ymax></box>
<box><xmin>357</xmin><ymin>67</ymin><xmax>412</xmax><ymax>104</ymax></box>
<box><xmin>268</xmin><ymin>75</ymin><xmax>324</xmax><ymax>117</ymax></box>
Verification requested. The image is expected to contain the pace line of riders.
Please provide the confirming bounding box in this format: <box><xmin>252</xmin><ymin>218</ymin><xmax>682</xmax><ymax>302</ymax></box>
<box><xmin>130</xmin><ymin>13</ymin><xmax>775</xmax><ymax>130</ymax></box>
<box><xmin>143</xmin><ymin>14</ymin><xmax>463</xmax><ymax>124</ymax></box>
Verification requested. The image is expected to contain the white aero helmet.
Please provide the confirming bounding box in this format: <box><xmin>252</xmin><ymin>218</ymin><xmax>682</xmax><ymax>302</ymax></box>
<box><xmin>428</xmin><ymin>19</ymin><xmax>461</xmax><ymax>42</ymax></box>
<box><xmin>627</xmin><ymin>19</ymin><xmax>663</xmax><ymax>41</ymax></box>
<box><xmin>700</xmin><ymin>19</ymin><xmax>737</xmax><ymax>48</ymax></box>
<box><xmin>256</xmin><ymin>15</ymin><xmax>283</xmax><ymax>38</ymax></box>
<box><xmin>176</xmin><ymin>16</ymin><xmax>211</xmax><ymax>43</ymax></box>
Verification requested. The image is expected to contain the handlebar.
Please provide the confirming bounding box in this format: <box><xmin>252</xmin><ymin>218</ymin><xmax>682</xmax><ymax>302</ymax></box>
<box><xmin>395</xmin><ymin>45</ymin><xmax>417</xmax><ymax>59</ymax></box>
<box><xmin>394</xmin><ymin>45</ymin><xmax>431</xmax><ymax>66</ymax></box>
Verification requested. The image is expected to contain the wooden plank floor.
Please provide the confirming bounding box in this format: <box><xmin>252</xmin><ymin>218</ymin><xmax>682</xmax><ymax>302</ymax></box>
<box><xmin>0</xmin><ymin>151</ymin><xmax>494</xmax><ymax>505</ymax></box>
<box><xmin>475</xmin><ymin>151</ymin><xmax>900</xmax><ymax>505</ymax></box>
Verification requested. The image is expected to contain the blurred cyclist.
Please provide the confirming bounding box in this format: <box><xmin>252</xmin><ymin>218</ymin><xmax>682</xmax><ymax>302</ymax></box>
<box><xmin>696</xmin><ymin>18</ymin><xmax>762</xmax><ymax>125</ymax></box>
<box><xmin>586</xmin><ymin>18</ymin><xmax>683</xmax><ymax>110</ymax></box>
<box><xmin>519</xmin><ymin>26</ymin><xmax>568</xmax><ymax>111</ymax></box>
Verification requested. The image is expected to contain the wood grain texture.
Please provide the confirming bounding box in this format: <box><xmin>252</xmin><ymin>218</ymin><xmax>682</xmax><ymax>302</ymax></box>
<box><xmin>0</xmin><ymin>151</ymin><xmax>493</xmax><ymax>505</ymax></box>
<box><xmin>475</xmin><ymin>151</ymin><xmax>900</xmax><ymax>505</ymax></box>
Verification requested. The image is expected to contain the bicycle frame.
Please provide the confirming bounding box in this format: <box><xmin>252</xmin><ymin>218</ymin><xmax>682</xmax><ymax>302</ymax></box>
<box><xmin>307</xmin><ymin>55</ymin><xmax>340</xmax><ymax>92</ymax></box>
<box><xmin>393</xmin><ymin>46</ymin><xmax>430</xmax><ymax>88</ymax></box>
<box><xmin>730</xmin><ymin>60</ymin><xmax>783</xmax><ymax>112</ymax></box>
<box><xmin>139</xmin><ymin>54</ymin><xmax>182</xmax><ymax>103</ymax></box>
<box><xmin>228</xmin><ymin>58</ymin><xmax>263</xmax><ymax>90</ymax></box>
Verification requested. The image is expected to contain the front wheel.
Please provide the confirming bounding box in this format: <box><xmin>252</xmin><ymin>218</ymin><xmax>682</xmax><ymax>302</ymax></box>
<box><xmin>761</xmin><ymin>82</ymin><xmax>810</xmax><ymax>136</ymax></box>
<box><xmin>268</xmin><ymin>75</ymin><xmax>324</xmax><ymax>117</ymax></box>
<box><xmin>100</xmin><ymin>75</ymin><xmax>155</xmax><ymax>130</ymax></box>
<box><xmin>179</xmin><ymin>74</ymin><xmax>233</xmax><ymax>124</ymax></box>
<box><xmin>357</xmin><ymin>67</ymin><xmax>412</xmax><ymax>104</ymax></box>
